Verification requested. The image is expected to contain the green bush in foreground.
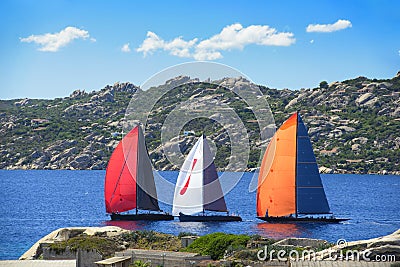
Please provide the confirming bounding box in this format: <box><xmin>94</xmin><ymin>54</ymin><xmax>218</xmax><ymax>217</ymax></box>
<box><xmin>182</xmin><ymin>232</ymin><xmax>250</xmax><ymax>260</ymax></box>
<box><xmin>49</xmin><ymin>236</ymin><xmax>118</xmax><ymax>258</ymax></box>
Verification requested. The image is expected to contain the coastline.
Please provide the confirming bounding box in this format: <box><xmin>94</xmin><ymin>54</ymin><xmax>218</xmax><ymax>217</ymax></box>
<box><xmin>1</xmin><ymin>168</ymin><xmax>400</xmax><ymax>176</ymax></box>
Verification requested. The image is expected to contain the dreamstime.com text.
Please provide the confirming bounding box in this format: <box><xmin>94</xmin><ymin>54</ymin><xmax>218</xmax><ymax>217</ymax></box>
<box><xmin>257</xmin><ymin>239</ymin><xmax>396</xmax><ymax>262</ymax></box>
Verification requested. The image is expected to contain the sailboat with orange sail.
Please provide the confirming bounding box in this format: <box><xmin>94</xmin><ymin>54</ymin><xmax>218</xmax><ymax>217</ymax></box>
<box><xmin>104</xmin><ymin>125</ymin><xmax>173</xmax><ymax>221</ymax></box>
<box><xmin>256</xmin><ymin>112</ymin><xmax>348</xmax><ymax>223</ymax></box>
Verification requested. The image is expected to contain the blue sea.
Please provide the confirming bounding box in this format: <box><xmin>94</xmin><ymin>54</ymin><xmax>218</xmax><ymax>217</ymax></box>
<box><xmin>0</xmin><ymin>170</ymin><xmax>399</xmax><ymax>260</ymax></box>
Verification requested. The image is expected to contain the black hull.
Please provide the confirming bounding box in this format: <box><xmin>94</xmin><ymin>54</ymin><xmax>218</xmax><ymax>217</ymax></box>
<box><xmin>179</xmin><ymin>213</ymin><xmax>242</xmax><ymax>222</ymax></box>
<box><xmin>111</xmin><ymin>213</ymin><xmax>174</xmax><ymax>221</ymax></box>
<box><xmin>257</xmin><ymin>216</ymin><xmax>349</xmax><ymax>223</ymax></box>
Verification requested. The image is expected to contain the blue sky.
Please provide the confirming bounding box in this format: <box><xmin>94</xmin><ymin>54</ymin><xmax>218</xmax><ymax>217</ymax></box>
<box><xmin>1</xmin><ymin>0</ymin><xmax>399</xmax><ymax>99</ymax></box>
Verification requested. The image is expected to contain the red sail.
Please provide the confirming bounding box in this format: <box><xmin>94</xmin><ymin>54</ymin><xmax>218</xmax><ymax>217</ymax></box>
<box><xmin>104</xmin><ymin>127</ymin><xmax>138</xmax><ymax>213</ymax></box>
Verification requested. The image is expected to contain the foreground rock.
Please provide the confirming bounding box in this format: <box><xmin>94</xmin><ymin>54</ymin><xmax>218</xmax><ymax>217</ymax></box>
<box><xmin>305</xmin><ymin>229</ymin><xmax>400</xmax><ymax>261</ymax></box>
<box><xmin>19</xmin><ymin>226</ymin><xmax>128</xmax><ymax>260</ymax></box>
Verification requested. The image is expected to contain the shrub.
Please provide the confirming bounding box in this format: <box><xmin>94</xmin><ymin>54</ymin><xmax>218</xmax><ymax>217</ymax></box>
<box><xmin>182</xmin><ymin>232</ymin><xmax>250</xmax><ymax>260</ymax></box>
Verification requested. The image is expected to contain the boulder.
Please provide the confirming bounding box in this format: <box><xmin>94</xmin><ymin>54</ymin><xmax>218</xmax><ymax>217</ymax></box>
<box><xmin>355</xmin><ymin>93</ymin><xmax>373</xmax><ymax>106</ymax></box>
<box><xmin>285</xmin><ymin>98</ymin><xmax>298</xmax><ymax>109</ymax></box>
<box><xmin>14</xmin><ymin>98</ymin><xmax>30</xmax><ymax>107</ymax></box>
<box><xmin>98</xmin><ymin>89</ymin><xmax>114</xmax><ymax>102</ymax></box>
<box><xmin>44</xmin><ymin>140</ymin><xmax>77</xmax><ymax>153</ymax></box>
<box><xmin>319</xmin><ymin>166</ymin><xmax>334</xmax><ymax>174</ymax></box>
<box><xmin>378</xmin><ymin>82</ymin><xmax>392</xmax><ymax>89</ymax></box>
<box><xmin>337</xmin><ymin>126</ymin><xmax>356</xmax><ymax>132</ymax></box>
<box><xmin>111</xmin><ymin>81</ymin><xmax>138</xmax><ymax>93</ymax></box>
<box><xmin>363</xmin><ymin>97</ymin><xmax>379</xmax><ymax>107</ymax></box>
<box><xmin>69</xmin><ymin>89</ymin><xmax>87</xmax><ymax>98</ymax></box>
<box><xmin>392</xmin><ymin>107</ymin><xmax>400</xmax><ymax>117</ymax></box>
<box><xmin>30</xmin><ymin>151</ymin><xmax>41</xmax><ymax>159</ymax></box>
<box><xmin>74</xmin><ymin>154</ymin><xmax>90</xmax><ymax>163</ymax></box>
<box><xmin>69</xmin><ymin>154</ymin><xmax>91</xmax><ymax>169</ymax></box>
<box><xmin>351</xmin><ymin>144</ymin><xmax>361</xmax><ymax>151</ymax></box>
<box><xmin>308</xmin><ymin>127</ymin><xmax>323</xmax><ymax>137</ymax></box>
<box><xmin>306</xmin><ymin>229</ymin><xmax>400</xmax><ymax>261</ymax></box>
<box><xmin>62</xmin><ymin>147</ymin><xmax>78</xmax><ymax>158</ymax></box>
<box><xmin>352</xmin><ymin>137</ymin><xmax>368</xmax><ymax>144</ymax></box>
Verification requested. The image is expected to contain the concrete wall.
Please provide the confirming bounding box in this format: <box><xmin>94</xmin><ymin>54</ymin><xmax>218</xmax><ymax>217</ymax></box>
<box><xmin>181</xmin><ymin>236</ymin><xmax>199</xmax><ymax>248</ymax></box>
<box><xmin>43</xmin><ymin>247</ymin><xmax>76</xmax><ymax>260</ymax></box>
<box><xmin>76</xmin><ymin>249</ymin><xmax>102</xmax><ymax>267</ymax></box>
<box><xmin>42</xmin><ymin>247</ymin><xmax>102</xmax><ymax>267</ymax></box>
<box><xmin>116</xmin><ymin>249</ymin><xmax>211</xmax><ymax>267</ymax></box>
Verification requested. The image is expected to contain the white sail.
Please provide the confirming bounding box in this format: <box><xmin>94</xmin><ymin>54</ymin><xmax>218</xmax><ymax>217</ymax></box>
<box><xmin>172</xmin><ymin>137</ymin><xmax>204</xmax><ymax>216</ymax></box>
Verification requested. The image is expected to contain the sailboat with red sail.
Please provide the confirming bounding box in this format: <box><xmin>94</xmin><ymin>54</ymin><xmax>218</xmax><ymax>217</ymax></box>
<box><xmin>256</xmin><ymin>112</ymin><xmax>348</xmax><ymax>223</ymax></box>
<box><xmin>104</xmin><ymin>125</ymin><xmax>173</xmax><ymax>221</ymax></box>
<box><xmin>172</xmin><ymin>135</ymin><xmax>242</xmax><ymax>222</ymax></box>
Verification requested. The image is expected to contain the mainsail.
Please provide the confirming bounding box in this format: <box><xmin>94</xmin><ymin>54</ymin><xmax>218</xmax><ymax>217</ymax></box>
<box><xmin>296</xmin><ymin>115</ymin><xmax>330</xmax><ymax>214</ymax></box>
<box><xmin>257</xmin><ymin>112</ymin><xmax>330</xmax><ymax>218</ymax></box>
<box><xmin>104</xmin><ymin>125</ymin><xmax>160</xmax><ymax>214</ymax></box>
<box><xmin>172</xmin><ymin>135</ymin><xmax>227</xmax><ymax>216</ymax></box>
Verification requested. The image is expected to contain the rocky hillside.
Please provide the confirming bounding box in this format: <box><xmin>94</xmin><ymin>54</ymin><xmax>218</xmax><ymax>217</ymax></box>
<box><xmin>1</xmin><ymin>73</ymin><xmax>399</xmax><ymax>174</ymax></box>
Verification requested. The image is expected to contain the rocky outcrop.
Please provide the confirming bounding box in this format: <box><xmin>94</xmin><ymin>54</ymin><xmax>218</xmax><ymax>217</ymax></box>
<box><xmin>319</xmin><ymin>166</ymin><xmax>334</xmax><ymax>174</ymax></box>
<box><xmin>91</xmin><ymin>88</ymin><xmax>114</xmax><ymax>102</ymax></box>
<box><xmin>14</xmin><ymin>98</ymin><xmax>30</xmax><ymax>107</ymax></box>
<box><xmin>69</xmin><ymin>89</ymin><xmax>87</xmax><ymax>99</ymax></box>
<box><xmin>304</xmin><ymin>229</ymin><xmax>400</xmax><ymax>261</ymax></box>
<box><xmin>19</xmin><ymin>226</ymin><xmax>128</xmax><ymax>260</ymax></box>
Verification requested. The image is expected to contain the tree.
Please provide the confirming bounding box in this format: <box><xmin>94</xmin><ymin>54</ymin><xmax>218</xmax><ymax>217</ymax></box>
<box><xmin>319</xmin><ymin>81</ymin><xmax>329</xmax><ymax>89</ymax></box>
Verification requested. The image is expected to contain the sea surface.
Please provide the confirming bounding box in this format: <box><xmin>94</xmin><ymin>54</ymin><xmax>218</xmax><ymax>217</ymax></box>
<box><xmin>0</xmin><ymin>170</ymin><xmax>399</xmax><ymax>260</ymax></box>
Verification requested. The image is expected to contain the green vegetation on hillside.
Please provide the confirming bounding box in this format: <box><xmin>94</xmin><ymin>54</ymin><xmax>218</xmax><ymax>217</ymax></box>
<box><xmin>0</xmin><ymin>75</ymin><xmax>399</xmax><ymax>174</ymax></box>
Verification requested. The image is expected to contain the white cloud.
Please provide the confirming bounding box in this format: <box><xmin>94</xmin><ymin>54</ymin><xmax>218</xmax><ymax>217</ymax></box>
<box><xmin>121</xmin><ymin>43</ymin><xmax>131</xmax><ymax>53</ymax></box>
<box><xmin>306</xmin><ymin>19</ymin><xmax>352</xmax><ymax>33</ymax></box>
<box><xmin>20</xmin><ymin>26</ymin><xmax>92</xmax><ymax>52</ymax></box>
<box><xmin>136</xmin><ymin>31</ymin><xmax>198</xmax><ymax>58</ymax></box>
<box><xmin>136</xmin><ymin>23</ymin><xmax>295</xmax><ymax>60</ymax></box>
<box><xmin>310</xmin><ymin>39</ymin><xmax>314</xmax><ymax>44</ymax></box>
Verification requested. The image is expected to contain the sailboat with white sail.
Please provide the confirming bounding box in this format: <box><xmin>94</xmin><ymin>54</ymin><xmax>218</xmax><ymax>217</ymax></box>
<box><xmin>173</xmin><ymin>135</ymin><xmax>242</xmax><ymax>222</ymax></box>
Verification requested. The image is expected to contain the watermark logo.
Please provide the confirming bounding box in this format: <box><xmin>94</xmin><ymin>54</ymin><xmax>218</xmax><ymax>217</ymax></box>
<box><xmin>122</xmin><ymin>62</ymin><xmax>276</xmax><ymax>205</ymax></box>
<box><xmin>336</xmin><ymin>238</ymin><xmax>347</xmax><ymax>248</ymax></box>
<box><xmin>257</xmin><ymin>238</ymin><xmax>397</xmax><ymax>262</ymax></box>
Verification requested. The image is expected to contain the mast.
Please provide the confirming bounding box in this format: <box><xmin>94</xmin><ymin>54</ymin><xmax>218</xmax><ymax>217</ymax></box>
<box><xmin>136</xmin><ymin>126</ymin><xmax>139</xmax><ymax>215</ymax></box>
<box><xmin>294</xmin><ymin>111</ymin><xmax>298</xmax><ymax>218</ymax></box>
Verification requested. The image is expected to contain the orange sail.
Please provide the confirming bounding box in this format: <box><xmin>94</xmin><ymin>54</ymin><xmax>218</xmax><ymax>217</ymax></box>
<box><xmin>257</xmin><ymin>113</ymin><xmax>297</xmax><ymax>217</ymax></box>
